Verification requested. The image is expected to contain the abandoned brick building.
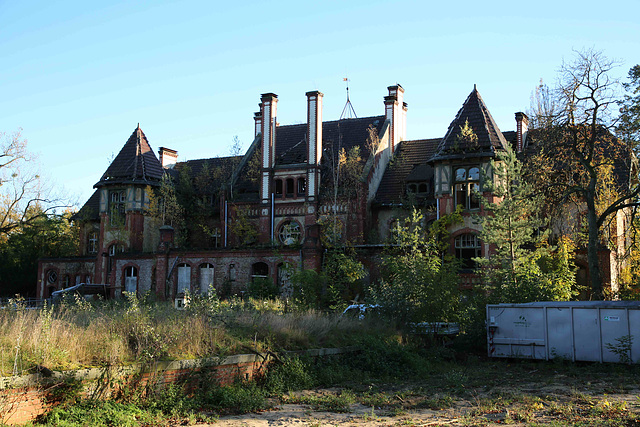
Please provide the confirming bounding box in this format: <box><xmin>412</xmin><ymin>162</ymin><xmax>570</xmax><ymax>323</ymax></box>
<box><xmin>36</xmin><ymin>84</ymin><xmax>629</xmax><ymax>302</ymax></box>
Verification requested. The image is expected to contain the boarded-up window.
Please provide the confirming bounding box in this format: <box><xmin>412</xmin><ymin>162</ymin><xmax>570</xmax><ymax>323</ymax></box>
<box><xmin>199</xmin><ymin>263</ymin><xmax>215</xmax><ymax>293</ymax></box>
<box><xmin>125</xmin><ymin>266</ymin><xmax>137</xmax><ymax>294</ymax></box>
<box><xmin>177</xmin><ymin>263</ymin><xmax>191</xmax><ymax>294</ymax></box>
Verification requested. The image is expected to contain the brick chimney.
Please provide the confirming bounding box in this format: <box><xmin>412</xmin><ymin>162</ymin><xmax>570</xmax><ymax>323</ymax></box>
<box><xmin>158</xmin><ymin>147</ymin><xmax>178</xmax><ymax>169</ymax></box>
<box><xmin>260</xmin><ymin>93</ymin><xmax>278</xmax><ymax>203</ymax></box>
<box><xmin>306</xmin><ymin>90</ymin><xmax>323</xmax><ymax>200</ymax></box>
<box><xmin>254</xmin><ymin>105</ymin><xmax>262</xmax><ymax>138</ymax></box>
<box><xmin>515</xmin><ymin>112</ymin><xmax>529</xmax><ymax>153</ymax></box>
<box><xmin>384</xmin><ymin>84</ymin><xmax>406</xmax><ymax>154</ymax></box>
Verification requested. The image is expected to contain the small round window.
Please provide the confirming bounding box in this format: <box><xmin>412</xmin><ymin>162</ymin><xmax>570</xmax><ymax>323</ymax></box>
<box><xmin>278</xmin><ymin>220</ymin><xmax>301</xmax><ymax>246</ymax></box>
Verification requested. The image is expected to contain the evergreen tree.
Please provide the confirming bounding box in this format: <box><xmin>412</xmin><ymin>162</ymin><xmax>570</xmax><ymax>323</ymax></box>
<box><xmin>477</xmin><ymin>143</ymin><xmax>576</xmax><ymax>302</ymax></box>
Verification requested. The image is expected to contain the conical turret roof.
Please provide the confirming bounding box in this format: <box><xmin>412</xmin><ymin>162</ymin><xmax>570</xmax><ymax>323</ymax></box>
<box><xmin>430</xmin><ymin>86</ymin><xmax>508</xmax><ymax>162</ymax></box>
<box><xmin>94</xmin><ymin>125</ymin><xmax>164</xmax><ymax>188</ymax></box>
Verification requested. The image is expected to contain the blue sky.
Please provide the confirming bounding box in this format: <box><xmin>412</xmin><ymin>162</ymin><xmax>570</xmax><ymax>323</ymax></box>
<box><xmin>1</xmin><ymin>0</ymin><xmax>639</xmax><ymax>207</ymax></box>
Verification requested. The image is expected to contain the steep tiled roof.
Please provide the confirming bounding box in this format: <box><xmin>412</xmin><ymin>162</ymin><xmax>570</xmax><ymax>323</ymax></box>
<box><xmin>95</xmin><ymin>126</ymin><xmax>164</xmax><ymax>188</ymax></box>
<box><xmin>72</xmin><ymin>189</ymin><xmax>101</xmax><ymax>221</ymax></box>
<box><xmin>430</xmin><ymin>87</ymin><xmax>509</xmax><ymax>162</ymax></box>
<box><xmin>275</xmin><ymin>116</ymin><xmax>386</xmax><ymax>166</ymax></box>
<box><xmin>375</xmin><ymin>139</ymin><xmax>440</xmax><ymax>204</ymax></box>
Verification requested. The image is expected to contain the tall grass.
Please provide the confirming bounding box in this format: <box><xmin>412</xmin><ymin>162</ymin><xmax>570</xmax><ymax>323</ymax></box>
<box><xmin>0</xmin><ymin>295</ymin><xmax>395</xmax><ymax>375</ymax></box>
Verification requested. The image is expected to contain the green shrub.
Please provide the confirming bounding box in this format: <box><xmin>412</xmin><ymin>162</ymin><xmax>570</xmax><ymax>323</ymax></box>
<box><xmin>262</xmin><ymin>356</ymin><xmax>313</xmax><ymax>395</ymax></box>
<box><xmin>202</xmin><ymin>381</ymin><xmax>268</xmax><ymax>414</ymax></box>
<box><xmin>247</xmin><ymin>277</ymin><xmax>279</xmax><ymax>300</ymax></box>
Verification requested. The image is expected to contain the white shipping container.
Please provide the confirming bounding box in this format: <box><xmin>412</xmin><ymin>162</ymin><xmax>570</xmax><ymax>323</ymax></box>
<box><xmin>487</xmin><ymin>301</ymin><xmax>640</xmax><ymax>363</ymax></box>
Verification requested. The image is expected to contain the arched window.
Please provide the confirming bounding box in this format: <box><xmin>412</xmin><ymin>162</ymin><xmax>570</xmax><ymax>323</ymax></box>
<box><xmin>454</xmin><ymin>166</ymin><xmax>480</xmax><ymax>210</ymax></box>
<box><xmin>297</xmin><ymin>178</ymin><xmax>306</xmax><ymax>196</ymax></box>
<box><xmin>285</xmin><ymin>178</ymin><xmax>294</xmax><ymax>197</ymax></box>
<box><xmin>278</xmin><ymin>220</ymin><xmax>301</xmax><ymax>245</ymax></box>
<box><xmin>124</xmin><ymin>266</ymin><xmax>138</xmax><ymax>294</ymax></box>
<box><xmin>177</xmin><ymin>263</ymin><xmax>191</xmax><ymax>294</ymax></box>
<box><xmin>275</xmin><ymin>179</ymin><xmax>283</xmax><ymax>197</ymax></box>
<box><xmin>407</xmin><ymin>183</ymin><xmax>417</xmax><ymax>193</ymax></box>
<box><xmin>199</xmin><ymin>263</ymin><xmax>215</xmax><ymax>293</ymax></box>
<box><xmin>418</xmin><ymin>183</ymin><xmax>428</xmax><ymax>193</ymax></box>
<box><xmin>87</xmin><ymin>232</ymin><xmax>98</xmax><ymax>254</ymax></box>
<box><xmin>455</xmin><ymin>234</ymin><xmax>481</xmax><ymax>270</ymax></box>
<box><xmin>251</xmin><ymin>262</ymin><xmax>269</xmax><ymax>281</ymax></box>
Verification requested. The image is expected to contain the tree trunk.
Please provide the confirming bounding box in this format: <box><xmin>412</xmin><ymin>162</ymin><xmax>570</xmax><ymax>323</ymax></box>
<box><xmin>586</xmin><ymin>192</ymin><xmax>603</xmax><ymax>300</ymax></box>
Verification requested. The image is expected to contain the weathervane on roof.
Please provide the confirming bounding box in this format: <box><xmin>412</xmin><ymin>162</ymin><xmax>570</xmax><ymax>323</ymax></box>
<box><xmin>340</xmin><ymin>77</ymin><xmax>357</xmax><ymax>120</ymax></box>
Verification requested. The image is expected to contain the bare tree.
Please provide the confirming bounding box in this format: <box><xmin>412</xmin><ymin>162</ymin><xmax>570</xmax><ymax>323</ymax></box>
<box><xmin>0</xmin><ymin>129</ymin><xmax>69</xmax><ymax>237</ymax></box>
<box><xmin>529</xmin><ymin>49</ymin><xmax>638</xmax><ymax>299</ymax></box>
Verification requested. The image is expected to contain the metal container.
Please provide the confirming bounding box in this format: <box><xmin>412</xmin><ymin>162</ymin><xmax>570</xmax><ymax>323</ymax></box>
<box><xmin>487</xmin><ymin>301</ymin><xmax>640</xmax><ymax>363</ymax></box>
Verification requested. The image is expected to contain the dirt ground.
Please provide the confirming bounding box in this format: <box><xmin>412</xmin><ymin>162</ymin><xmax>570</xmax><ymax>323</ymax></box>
<box><xmin>195</xmin><ymin>360</ymin><xmax>640</xmax><ymax>426</ymax></box>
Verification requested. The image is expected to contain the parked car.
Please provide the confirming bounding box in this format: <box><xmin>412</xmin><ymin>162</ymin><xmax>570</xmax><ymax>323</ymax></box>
<box><xmin>50</xmin><ymin>283</ymin><xmax>110</xmax><ymax>303</ymax></box>
<box><xmin>341</xmin><ymin>304</ymin><xmax>459</xmax><ymax>338</ymax></box>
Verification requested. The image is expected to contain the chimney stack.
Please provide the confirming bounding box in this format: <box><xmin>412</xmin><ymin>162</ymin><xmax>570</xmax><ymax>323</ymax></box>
<box><xmin>158</xmin><ymin>147</ymin><xmax>178</xmax><ymax>169</ymax></box>
<box><xmin>306</xmin><ymin>90</ymin><xmax>323</xmax><ymax>200</ymax></box>
<box><xmin>260</xmin><ymin>93</ymin><xmax>278</xmax><ymax>203</ymax></box>
<box><xmin>515</xmin><ymin>112</ymin><xmax>529</xmax><ymax>153</ymax></box>
<box><xmin>254</xmin><ymin>105</ymin><xmax>263</xmax><ymax>138</ymax></box>
<box><xmin>384</xmin><ymin>84</ymin><xmax>406</xmax><ymax>153</ymax></box>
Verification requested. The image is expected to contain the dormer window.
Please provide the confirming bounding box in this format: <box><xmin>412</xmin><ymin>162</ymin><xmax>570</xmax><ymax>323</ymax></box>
<box><xmin>454</xmin><ymin>166</ymin><xmax>480</xmax><ymax>210</ymax></box>
<box><xmin>406</xmin><ymin>181</ymin><xmax>430</xmax><ymax>196</ymax></box>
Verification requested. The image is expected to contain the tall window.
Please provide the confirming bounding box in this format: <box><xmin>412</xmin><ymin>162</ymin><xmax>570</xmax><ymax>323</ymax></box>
<box><xmin>109</xmin><ymin>190</ymin><xmax>126</xmax><ymax>226</ymax></box>
<box><xmin>297</xmin><ymin>178</ymin><xmax>306</xmax><ymax>196</ymax></box>
<box><xmin>199</xmin><ymin>263</ymin><xmax>215</xmax><ymax>293</ymax></box>
<box><xmin>285</xmin><ymin>178</ymin><xmax>294</xmax><ymax>197</ymax></box>
<box><xmin>177</xmin><ymin>263</ymin><xmax>191</xmax><ymax>294</ymax></box>
<box><xmin>455</xmin><ymin>234</ymin><xmax>481</xmax><ymax>270</ymax></box>
<box><xmin>87</xmin><ymin>232</ymin><xmax>98</xmax><ymax>254</ymax></box>
<box><xmin>124</xmin><ymin>266</ymin><xmax>137</xmax><ymax>294</ymax></box>
<box><xmin>454</xmin><ymin>167</ymin><xmax>480</xmax><ymax>210</ymax></box>
<box><xmin>275</xmin><ymin>179</ymin><xmax>283</xmax><ymax>197</ymax></box>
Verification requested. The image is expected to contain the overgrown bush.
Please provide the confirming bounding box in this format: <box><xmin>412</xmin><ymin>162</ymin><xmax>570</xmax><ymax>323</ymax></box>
<box><xmin>247</xmin><ymin>277</ymin><xmax>279</xmax><ymax>300</ymax></box>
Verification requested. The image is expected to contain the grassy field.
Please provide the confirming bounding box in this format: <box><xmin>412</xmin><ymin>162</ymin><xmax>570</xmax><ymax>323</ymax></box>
<box><xmin>2</xmin><ymin>296</ymin><xmax>640</xmax><ymax>426</ymax></box>
<box><xmin>0</xmin><ymin>294</ymin><xmax>394</xmax><ymax>375</ymax></box>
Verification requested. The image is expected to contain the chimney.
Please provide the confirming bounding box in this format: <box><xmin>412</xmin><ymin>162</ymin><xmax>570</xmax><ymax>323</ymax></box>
<box><xmin>158</xmin><ymin>147</ymin><xmax>178</xmax><ymax>169</ymax></box>
<box><xmin>515</xmin><ymin>112</ymin><xmax>529</xmax><ymax>153</ymax></box>
<box><xmin>306</xmin><ymin>90</ymin><xmax>323</xmax><ymax>200</ymax></box>
<box><xmin>260</xmin><ymin>93</ymin><xmax>278</xmax><ymax>203</ymax></box>
<box><xmin>254</xmin><ymin>104</ymin><xmax>262</xmax><ymax>138</ymax></box>
<box><xmin>384</xmin><ymin>84</ymin><xmax>406</xmax><ymax>153</ymax></box>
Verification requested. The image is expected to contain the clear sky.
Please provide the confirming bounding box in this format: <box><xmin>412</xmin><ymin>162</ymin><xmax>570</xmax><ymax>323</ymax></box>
<box><xmin>1</xmin><ymin>0</ymin><xmax>639</xmax><ymax>208</ymax></box>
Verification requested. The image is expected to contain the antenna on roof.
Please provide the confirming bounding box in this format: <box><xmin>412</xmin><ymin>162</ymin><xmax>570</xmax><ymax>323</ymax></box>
<box><xmin>340</xmin><ymin>77</ymin><xmax>357</xmax><ymax>119</ymax></box>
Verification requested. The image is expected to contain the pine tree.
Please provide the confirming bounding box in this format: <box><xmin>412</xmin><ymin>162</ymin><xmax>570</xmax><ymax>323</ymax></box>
<box><xmin>477</xmin><ymin>143</ymin><xmax>575</xmax><ymax>302</ymax></box>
